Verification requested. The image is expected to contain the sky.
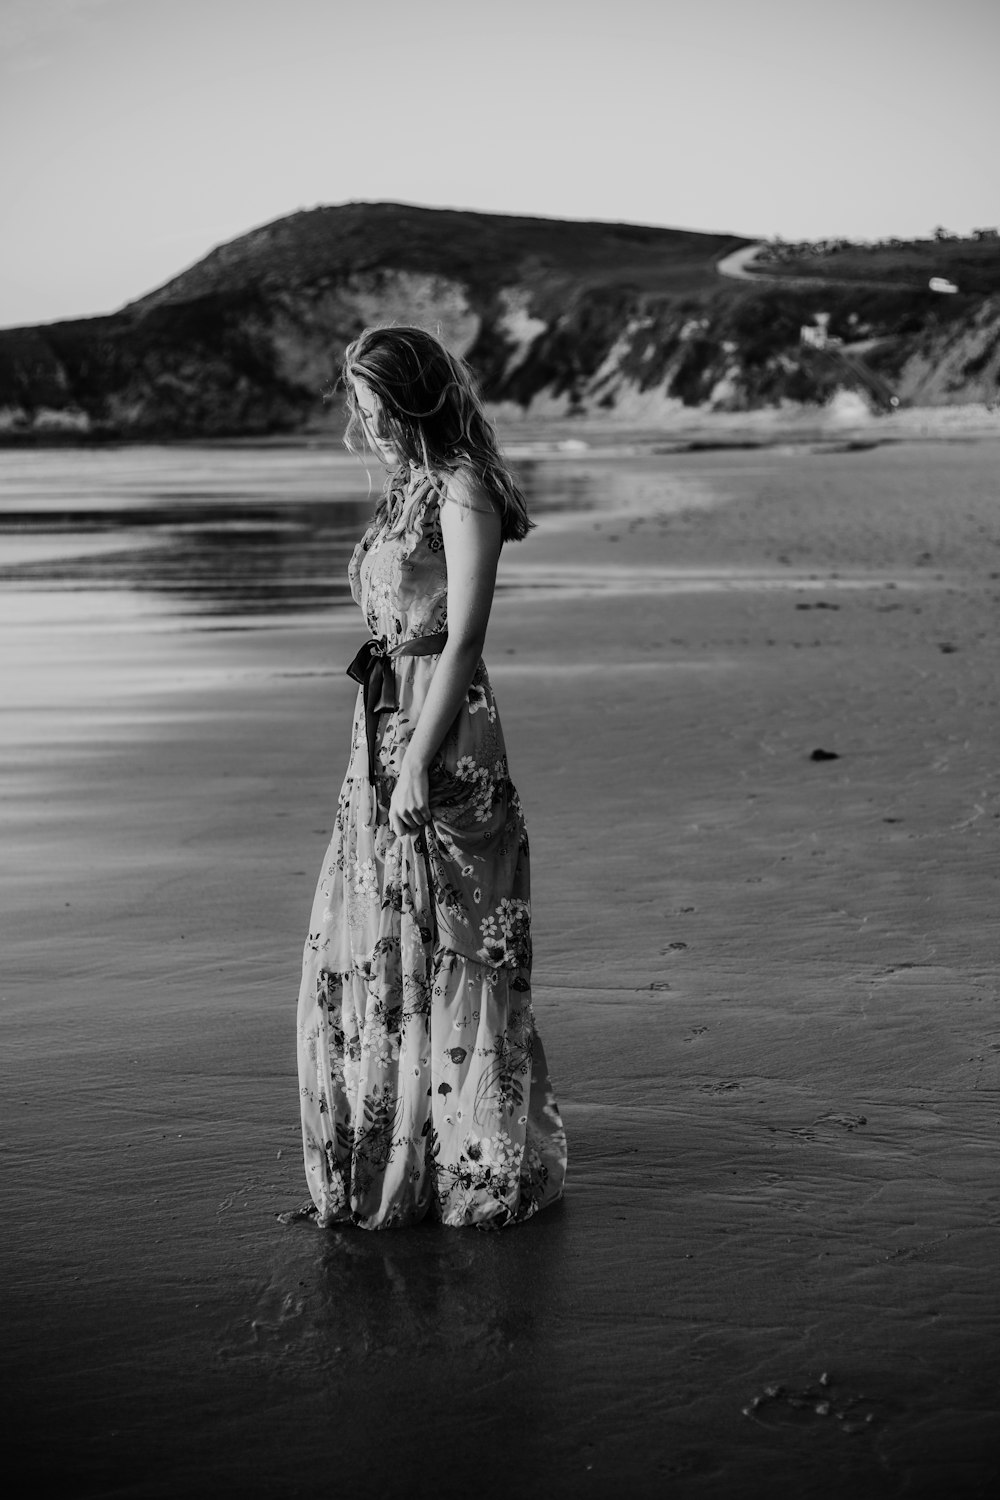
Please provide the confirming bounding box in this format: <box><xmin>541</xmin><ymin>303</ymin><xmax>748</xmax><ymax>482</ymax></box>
<box><xmin>1</xmin><ymin>0</ymin><xmax>997</xmax><ymax>328</ymax></box>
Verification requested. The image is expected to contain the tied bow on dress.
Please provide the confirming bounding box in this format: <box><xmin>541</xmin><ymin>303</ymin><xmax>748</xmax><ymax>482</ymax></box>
<box><xmin>346</xmin><ymin>632</ymin><xmax>448</xmax><ymax>786</ymax></box>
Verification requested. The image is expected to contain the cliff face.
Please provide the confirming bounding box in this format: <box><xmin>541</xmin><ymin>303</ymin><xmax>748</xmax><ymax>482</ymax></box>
<box><xmin>0</xmin><ymin>203</ymin><xmax>997</xmax><ymax>440</ymax></box>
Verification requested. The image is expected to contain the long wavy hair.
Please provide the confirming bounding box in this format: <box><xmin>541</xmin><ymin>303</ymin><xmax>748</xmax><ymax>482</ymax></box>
<box><xmin>340</xmin><ymin>325</ymin><xmax>533</xmax><ymax>542</ymax></box>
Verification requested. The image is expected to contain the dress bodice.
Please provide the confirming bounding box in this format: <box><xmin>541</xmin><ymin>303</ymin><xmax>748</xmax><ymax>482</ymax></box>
<box><xmin>348</xmin><ymin>473</ymin><xmax>449</xmax><ymax>645</ymax></box>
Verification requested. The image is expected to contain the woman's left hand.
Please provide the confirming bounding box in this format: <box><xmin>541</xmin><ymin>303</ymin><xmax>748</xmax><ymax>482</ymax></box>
<box><xmin>388</xmin><ymin>758</ymin><xmax>431</xmax><ymax>839</ymax></box>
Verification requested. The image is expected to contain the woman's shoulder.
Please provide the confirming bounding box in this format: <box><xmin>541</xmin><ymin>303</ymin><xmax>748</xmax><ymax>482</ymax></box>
<box><xmin>439</xmin><ymin>464</ymin><xmax>501</xmax><ymax>517</ymax></box>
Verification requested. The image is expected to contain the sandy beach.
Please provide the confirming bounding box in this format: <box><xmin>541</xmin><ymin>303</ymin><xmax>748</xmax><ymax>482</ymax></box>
<box><xmin>2</xmin><ymin>433</ymin><xmax>999</xmax><ymax>1497</ymax></box>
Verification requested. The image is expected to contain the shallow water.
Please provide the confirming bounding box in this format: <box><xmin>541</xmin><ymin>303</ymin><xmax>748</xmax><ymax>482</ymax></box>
<box><xmin>3</xmin><ymin>439</ymin><xmax>995</xmax><ymax>627</ymax></box>
<box><xmin>0</xmin><ymin>445</ymin><xmax>621</xmax><ymax>621</ymax></box>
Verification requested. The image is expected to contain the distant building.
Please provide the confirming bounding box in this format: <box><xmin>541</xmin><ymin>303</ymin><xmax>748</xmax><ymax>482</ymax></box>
<box><xmin>800</xmin><ymin>312</ymin><xmax>842</xmax><ymax>350</ymax></box>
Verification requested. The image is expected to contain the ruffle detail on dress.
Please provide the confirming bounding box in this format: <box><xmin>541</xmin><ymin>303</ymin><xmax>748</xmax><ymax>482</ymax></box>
<box><xmin>298</xmin><ymin>950</ymin><xmax>566</xmax><ymax>1230</ymax></box>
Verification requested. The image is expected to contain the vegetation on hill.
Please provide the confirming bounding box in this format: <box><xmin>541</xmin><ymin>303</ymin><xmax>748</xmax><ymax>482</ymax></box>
<box><xmin>0</xmin><ymin>204</ymin><xmax>997</xmax><ymax>441</ymax></box>
<box><xmin>755</xmin><ymin>231</ymin><xmax>1000</xmax><ymax>295</ymax></box>
<box><xmin>130</xmin><ymin>203</ymin><xmax>745</xmax><ymax>310</ymax></box>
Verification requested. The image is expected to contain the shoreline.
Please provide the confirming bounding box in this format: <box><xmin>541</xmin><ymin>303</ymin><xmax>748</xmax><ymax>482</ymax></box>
<box><xmin>1</xmin><ymin>399</ymin><xmax>998</xmax><ymax>456</ymax></box>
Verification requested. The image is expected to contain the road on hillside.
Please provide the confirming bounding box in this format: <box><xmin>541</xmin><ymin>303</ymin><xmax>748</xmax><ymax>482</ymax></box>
<box><xmin>715</xmin><ymin>244</ymin><xmax>903</xmax><ymax>411</ymax></box>
<box><xmin>716</xmin><ymin>242</ymin><xmax>921</xmax><ymax>293</ymax></box>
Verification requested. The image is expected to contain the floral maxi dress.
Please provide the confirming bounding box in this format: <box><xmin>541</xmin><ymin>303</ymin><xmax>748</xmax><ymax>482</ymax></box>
<box><xmin>295</xmin><ymin>475</ymin><xmax>567</xmax><ymax>1229</ymax></box>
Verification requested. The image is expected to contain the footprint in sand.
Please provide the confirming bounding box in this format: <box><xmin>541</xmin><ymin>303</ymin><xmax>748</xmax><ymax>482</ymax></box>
<box><xmin>683</xmin><ymin>1025</ymin><xmax>709</xmax><ymax>1043</ymax></box>
<box><xmin>766</xmin><ymin>1123</ymin><xmax>816</xmax><ymax>1141</ymax></box>
<box><xmin>742</xmin><ymin>1372</ymin><xmax>880</xmax><ymax>1436</ymax></box>
<box><xmin>216</xmin><ymin>1281</ymin><xmax>311</xmax><ymax>1367</ymax></box>
<box><xmin>815</xmin><ymin>1111</ymin><xmax>867</xmax><ymax>1131</ymax></box>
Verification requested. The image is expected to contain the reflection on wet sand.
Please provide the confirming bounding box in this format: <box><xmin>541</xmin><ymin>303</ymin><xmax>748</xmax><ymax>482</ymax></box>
<box><xmin>0</xmin><ymin>496</ymin><xmax>375</xmax><ymax>615</ymax></box>
<box><xmin>242</xmin><ymin>1207</ymin><xmax>564</xmax><ymax>1378</ymax></box>
<box><xmin>0</xmin><ymin>447</ymin><xmax>604</xmax><ymax>618</ymax></box>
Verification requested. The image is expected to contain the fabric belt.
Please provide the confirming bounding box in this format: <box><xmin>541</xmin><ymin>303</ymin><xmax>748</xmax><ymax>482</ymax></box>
<box><xmin>346</xmin><ymin>632</ymin><xmax>448</xmax><ymax>786</ymax></box>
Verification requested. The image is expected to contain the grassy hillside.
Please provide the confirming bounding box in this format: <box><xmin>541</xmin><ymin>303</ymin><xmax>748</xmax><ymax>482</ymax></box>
<box><xmin>755</xmin><ymin>237</ymin><xmax>1000</xmax><ymax>295</ymax></box>
<box><xmin>130</xmin><ymin>202</ymin><xmax>749</xmax><ymax>311</ymax></box>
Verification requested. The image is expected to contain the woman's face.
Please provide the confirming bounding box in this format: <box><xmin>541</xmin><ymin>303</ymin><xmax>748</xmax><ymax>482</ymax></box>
<box><xmin>351</xmin><ymin>377</ymin><xmax>398</xmax><ymax>466</ymax></box>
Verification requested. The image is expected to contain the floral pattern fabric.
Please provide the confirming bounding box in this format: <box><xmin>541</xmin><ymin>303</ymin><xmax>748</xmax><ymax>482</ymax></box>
<box><xmin>295</xmin><ymin>473</ymin><xmax>567</xmax><ymax>1229</ymax></box>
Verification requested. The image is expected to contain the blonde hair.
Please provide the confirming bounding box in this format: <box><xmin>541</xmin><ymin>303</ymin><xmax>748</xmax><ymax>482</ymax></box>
<box><xmin>340</xmin><ymin>325</ymin><xmax>533</xmax><ymax>542</ymax></box>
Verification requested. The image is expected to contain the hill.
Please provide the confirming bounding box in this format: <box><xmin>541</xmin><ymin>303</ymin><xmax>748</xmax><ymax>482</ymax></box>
<box><xmin>0</xmin><ymin>203</ymin><xmax>998</xmax><ymax>441</ymax></box>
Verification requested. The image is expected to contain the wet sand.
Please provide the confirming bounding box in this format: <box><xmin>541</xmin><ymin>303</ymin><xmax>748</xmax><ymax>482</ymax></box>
<box><xmin>2</xmin><ymin>438</ymin><xmax>999</xmax><ymax>1497</ymax></box>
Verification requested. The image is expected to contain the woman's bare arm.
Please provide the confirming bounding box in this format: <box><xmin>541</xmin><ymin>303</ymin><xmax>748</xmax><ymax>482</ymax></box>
<box><xmin>387</xmin><ymin>472</ymin><xmax>502</xmax><ymax>837</ymax></box>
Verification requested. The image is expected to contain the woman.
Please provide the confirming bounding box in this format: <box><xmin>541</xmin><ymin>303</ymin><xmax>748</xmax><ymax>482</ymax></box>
<box><xmin>292</xmin><ymin>326</ymin><xmax>567</xmax><ymax>1230</ymax></box>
